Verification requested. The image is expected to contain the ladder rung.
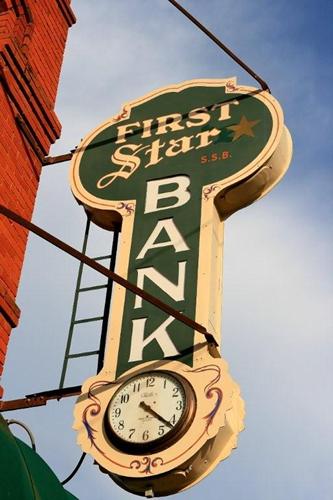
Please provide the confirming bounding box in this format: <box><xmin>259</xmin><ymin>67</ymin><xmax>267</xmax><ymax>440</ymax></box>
<box><xmin>93</xmin><ymin>255</ymin><xmax>112</xmax><ymax>261</ymax></box>
<box><xmin>67</xmin><ymin>350</ymin><xmax>100</xmax><ymax>359</ymax></box>
<box><xmin>79</xmin><ymin>284</ymin><xmax>108</xmax><ymax>293</ymax></box>
<box><xmin>73</xmin><ymin>316</ymin><xmax>104</xmax><ymax>325</ymax></box>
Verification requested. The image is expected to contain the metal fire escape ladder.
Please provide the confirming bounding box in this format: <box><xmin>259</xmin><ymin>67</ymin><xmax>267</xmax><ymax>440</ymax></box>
<box><xmin>59</xmin><ymin>217</ymin><xmax>118</xmax><ymax>389</ymax></box>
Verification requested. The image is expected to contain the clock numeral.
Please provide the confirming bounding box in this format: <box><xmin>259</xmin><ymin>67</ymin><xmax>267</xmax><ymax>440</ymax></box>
<box><xmin>158</xmin><ymin>425</ymin><xmax>165</xmax><ymax>436</ymax></box>
<box><xmin>170</xmin><ymin>414</ymin><xmax>176</xmax><ymax>425</ymax></box>
<box><xmin>115</xmin><ymin>407</ymin><xmax>121</xmax><ymax>417</ymax></box>
<box><xmin>118</xmin><ymin>420</ymin><xmax>124</xmax><ymax>430</ymax></box>
<box><xmin>163</xmin><ymin>380</ymin><xmax>167</xmax><ymax>389</ymax></box>
<box><xmin>172</xmin><ymin>387</ymin><xmax>179</xmax><ymax>397</ymax></box>
<box><xmin>132</xmin><ymin>383</ymin><xmax>141</xmax><ymax>393</ymax></box>
<box><xmin>176</xmin><ymin>400</ymin><xmax>183</xmax><ymax>411</ymax></box>
<box><xmin>120</xmin><ymin>394</ymin><xmax>129</xmax><ymax>404</ymax></box>
<box><xmin>142</xmin><ymin>430</ymin><xmax>149</xmax><ymax>441</ymax></box>
<box><xmin>146</xmin><ymin>377</ymin><xmax>155</xmax><ymax>388</ymax></box>
<box><xmin>129</xmin><ymin>428</ymin><xmax>135</xmax><ymax>439</ymax></box>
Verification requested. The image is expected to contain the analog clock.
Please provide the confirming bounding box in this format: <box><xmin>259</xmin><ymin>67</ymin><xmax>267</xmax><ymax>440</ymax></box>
<box><xmin>104</xmin><ymin>371</ymin><xmax>196</xmax><ymax>453</ymax></box>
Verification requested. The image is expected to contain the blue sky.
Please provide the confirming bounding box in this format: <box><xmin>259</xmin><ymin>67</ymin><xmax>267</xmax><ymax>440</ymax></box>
<box><xmin>2</xmin><ymin>1</ymin><xmax>333</xmax><ymax>499</ymax></box>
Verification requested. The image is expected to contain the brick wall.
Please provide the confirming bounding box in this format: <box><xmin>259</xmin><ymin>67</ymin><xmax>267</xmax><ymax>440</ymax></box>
<box><xmin>0</xmin><ymin>0</ymin><xmax>75</xmax><ymax>396</ymax></box>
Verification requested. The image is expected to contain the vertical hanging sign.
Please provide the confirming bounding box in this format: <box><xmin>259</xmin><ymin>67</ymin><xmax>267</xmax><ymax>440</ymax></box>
<box><xmin>71</xmin><ymin>78</ymin><xmax>292</xmax><ymax>496</ymax></box>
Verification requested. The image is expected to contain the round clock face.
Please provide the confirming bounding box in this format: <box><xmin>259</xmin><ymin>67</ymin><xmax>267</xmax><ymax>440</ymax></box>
<box><xmin>104</xmin><ymin>371</ymin><xmax>195</xmax><ymax>453</ymax></box>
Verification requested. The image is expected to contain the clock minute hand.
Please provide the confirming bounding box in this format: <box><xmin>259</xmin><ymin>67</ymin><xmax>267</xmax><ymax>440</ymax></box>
<box><xmin>139</xmin><ymin>401</ymin><xmax>174</xmax><ymax>429</ymax></box>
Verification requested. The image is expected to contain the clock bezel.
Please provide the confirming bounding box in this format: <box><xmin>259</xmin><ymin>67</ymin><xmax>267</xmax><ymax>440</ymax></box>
<box><xmin>103</xmin><ymin>370</ymin><xmax>196</xmax><ymax>454</ymax></box>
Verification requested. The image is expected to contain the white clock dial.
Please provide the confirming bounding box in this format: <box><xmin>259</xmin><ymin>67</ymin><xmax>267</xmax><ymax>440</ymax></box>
<box><xmin>105</xmin><ymin>371</ymin><xmax>195</xmax><ymax>452</ymax></box>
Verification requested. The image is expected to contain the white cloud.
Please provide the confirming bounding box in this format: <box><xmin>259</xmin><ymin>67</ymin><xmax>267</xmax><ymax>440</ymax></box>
<box><xmin>2</xmin><ymin>1</ymin><xmax>332</xmax><ymax>499</ymax></box>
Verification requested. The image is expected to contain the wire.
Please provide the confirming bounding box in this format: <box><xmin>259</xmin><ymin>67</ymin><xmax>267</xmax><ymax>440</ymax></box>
<box><xmin>42</xmin><ymin>1</ymin><xmax>271</xmax><ymax>167</ymax></box>
<box><xmin>167</xmin><ymin>0</ymin><xmax>270</xmax><ymax>92</ymax></box>
<box><xmin>6</xmin><ymin>410</ymin><xmax>85</xmax><ymax>485</ymax></box>
<box><xmin>6</xmin><ymin>419</ymin><xmax>36</xmax><ymax>451</ymax></box>
<box><xmin>61</xmin><ymin>452</ymin><xmax>86</xmax><ymax>485</ymax></box>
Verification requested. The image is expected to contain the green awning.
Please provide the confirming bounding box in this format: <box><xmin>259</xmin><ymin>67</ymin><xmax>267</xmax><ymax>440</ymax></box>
<box><xmin>0</xmin><ymin>414</ymin><xmax>78</xmax><ymax>499</ymax></box>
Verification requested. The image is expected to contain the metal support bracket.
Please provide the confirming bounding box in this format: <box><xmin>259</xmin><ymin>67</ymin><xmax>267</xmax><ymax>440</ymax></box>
<box><xmin>168</xmin><ymin>0</ymin><xmax>270</xmax><ymax>92</ymax></box>
<box><xmin>0</xmin><ymin>385</ymin><xmax>82</xmax><ymax>412</ymax></box>
<box><xmin>0</xmin><ymin>204</ymin><xmax>218</xmax><ymax>347</ymax></box>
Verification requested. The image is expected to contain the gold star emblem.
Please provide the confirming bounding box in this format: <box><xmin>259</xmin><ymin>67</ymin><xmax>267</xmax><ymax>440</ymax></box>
<box><xmin>227</xmin><ymin>115</ymin><xmax>260</xmax><ymax>141</ymax></box>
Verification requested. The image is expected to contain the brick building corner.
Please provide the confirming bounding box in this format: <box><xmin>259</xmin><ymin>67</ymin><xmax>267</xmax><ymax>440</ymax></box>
<box><xmin>0</xmin><ymin>0</ymin><xmax>75</xmax><ymax>397</ymax></box>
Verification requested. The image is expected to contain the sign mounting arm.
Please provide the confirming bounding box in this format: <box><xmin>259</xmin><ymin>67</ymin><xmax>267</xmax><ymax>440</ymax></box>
<box><xmin>0</xmin><ymin>204</ymin><xmax>218</xmax><ymax>347</ymax></box>
<box><xmin>168</xmin><ymin>0</ymin><xmax>270</xmax><ymax>92</ymax></box>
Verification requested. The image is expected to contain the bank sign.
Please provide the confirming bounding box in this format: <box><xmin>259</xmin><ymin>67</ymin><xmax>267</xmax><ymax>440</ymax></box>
<box><xmin>71</xmin><ymin>78</ymin><xmax>292</xmax><ymax>495</ymax></box>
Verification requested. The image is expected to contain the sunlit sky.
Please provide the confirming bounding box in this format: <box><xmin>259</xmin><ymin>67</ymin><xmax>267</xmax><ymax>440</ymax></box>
<box><xmin>2</xmin><ymin>1</ymin><xmax>333</xmax><ymax>499</ymax></box>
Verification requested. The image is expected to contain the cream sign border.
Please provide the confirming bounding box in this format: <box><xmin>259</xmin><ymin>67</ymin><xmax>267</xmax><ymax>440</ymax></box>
<box><xmin>70</xmin><ymin>77</ymin><xmax>289</xmax><ymax>377</ymax></box>
<box><xmin>71</xmin><ymin>78</ymin><xmax>292</xmax><ymax>491</ymax></box>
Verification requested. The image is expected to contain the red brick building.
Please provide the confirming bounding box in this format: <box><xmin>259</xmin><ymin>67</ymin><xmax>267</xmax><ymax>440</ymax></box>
<box><xmin>0</xmin><ymin>0</ymin><xmax>75</xmax><ymax>398</ymax></box>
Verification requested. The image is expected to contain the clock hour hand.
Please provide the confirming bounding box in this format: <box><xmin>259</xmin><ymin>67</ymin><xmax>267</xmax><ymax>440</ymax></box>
<box><xmin>139</xmin><ymin>401</ymin><xmax>174</xmax><ymax>429</ymax></box>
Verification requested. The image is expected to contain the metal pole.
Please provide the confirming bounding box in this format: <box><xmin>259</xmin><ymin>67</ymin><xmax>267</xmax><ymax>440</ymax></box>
<box><xmin>97</xmin><ymin>230</ymin><xmax>119</xmax><ymax>372</ymax></box>
<box><xmin>59</xmin><ymin>217</ymin><xmax>91</xmax><ymax>388</ymax></box>
<box><xmin>168</xmin><ymin>0</ymin><xmax>270</xmax><ymax>92</ymax></box>
<box><xmin>0</xmin><ymin>204</ymin><xmax>218</xmax><ymax>346</ymax></box>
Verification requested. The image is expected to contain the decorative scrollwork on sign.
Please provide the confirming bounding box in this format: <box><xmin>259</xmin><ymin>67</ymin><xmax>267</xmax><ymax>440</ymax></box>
<box><xmin>203</xmin><ymin>184</ymin><xmax>222</xmax><ymax>201</ymax></box>
<box><xmin>82</xmin><ymin>380</ymin><xmax>112</xmax><ymax>447</ymax></box>
<box><xmin>204</xmin><ymin>387</ymin><xmax>223</xmax><ymax>430</ymax></box>
<box><xmin>225</xmin><ymin>80</ymin><xmax>238</xmax><ymax>93</ymax></box>
<box><xmin>112</xmin><ymin>107</ymin><xmax>129</xmax><ymax>122</ymax></box>
<box><xmin>187</xmin><ymin>364</ymin><xmax>223</xmax><ymax>431</ymax></box>
<box><xmin>130</xmin><ymin>456</ymin><xmax>164</xmax><ymax>475</ymax></box>
<box><xmin>116</xmin><ymin>202</ymin><xmax>135</xmax><ymax>216</ymax></box>
<box><xmin>81</xmin><ymin>380</ymin><xmax>133</xmax><ymax>469</ymax></box>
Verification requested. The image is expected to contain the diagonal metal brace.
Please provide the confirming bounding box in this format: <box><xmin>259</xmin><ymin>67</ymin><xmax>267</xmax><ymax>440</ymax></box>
<box><xmin>0</xmin><ymin>385</ymin><xmax>82</xmax><ymax>412</ymax></box>
<box><xmin>0</xmin><ymin>204</ymin><xmax>218</xmax><ymax>346</ymax></box>
<box><xmin>168</xmin><ymin>0</ymin><xmax>270</xmax><ymax>92</ymax></box>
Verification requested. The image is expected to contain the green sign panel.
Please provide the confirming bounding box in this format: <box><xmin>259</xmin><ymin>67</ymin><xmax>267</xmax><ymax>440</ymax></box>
<box><xmin>71</xmin><ymin>78</ymin><xmax>289</xmax><ymax>377</ymax></box>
